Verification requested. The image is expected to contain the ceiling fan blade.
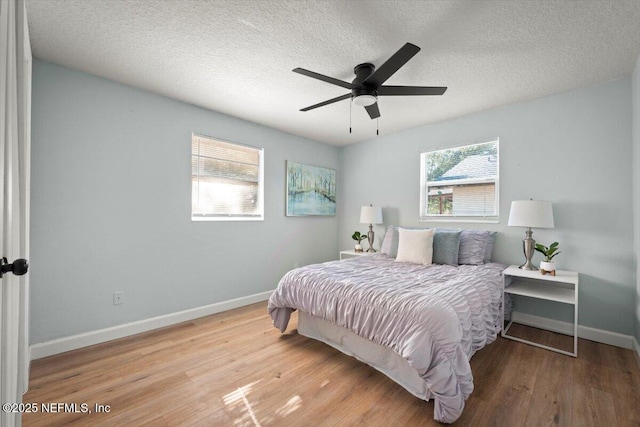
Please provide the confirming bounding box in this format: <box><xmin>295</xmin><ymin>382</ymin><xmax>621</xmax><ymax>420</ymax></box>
<box><xmin>365</xmin><ymin>102</ymin><xmax>380</xmax><ymax>119</ymax></box>
<box><xmin>300</xmin><ymin>93</ymin><xmax>352</xmax><ymax>112</ymax></box>
<box><xmin>363</xmin><ymin>43</ymin><xmax>421</xmax><ymax>88</ymax></box>
<box><xmin>378</xmin><ymin>86</ymin><xmax>447</xmax><ymax>96</ymax></box>
<box><xmin>293</xmin><ymin>68</ymin><xmax>357</xmax><ymax>90</ymax></box>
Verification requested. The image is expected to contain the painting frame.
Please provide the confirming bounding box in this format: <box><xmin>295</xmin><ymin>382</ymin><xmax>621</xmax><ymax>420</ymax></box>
<box><xmin>286</xmin><ymin>161</ymin><xmax>336</xmax><ymax>217</ymax></box>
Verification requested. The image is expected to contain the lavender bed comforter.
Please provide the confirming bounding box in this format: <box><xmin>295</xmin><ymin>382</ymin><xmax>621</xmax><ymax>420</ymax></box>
<box><xmin>268</xmin><ymin>254</ymin><xmax>505</xmax><ymax>423</ymax></box>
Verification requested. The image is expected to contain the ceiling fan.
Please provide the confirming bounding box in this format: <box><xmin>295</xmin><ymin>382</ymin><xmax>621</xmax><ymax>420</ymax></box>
<box><xmin>293</xmin><ymin>42</ymin><xmax>447</xmax><ymax>120</ymax></box>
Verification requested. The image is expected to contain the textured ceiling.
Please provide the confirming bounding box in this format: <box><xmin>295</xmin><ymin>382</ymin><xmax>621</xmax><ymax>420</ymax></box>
<box><xmin>26</xmin><ymin>0</ymin><xmax>640</xmax><ymax>146</ymax></box>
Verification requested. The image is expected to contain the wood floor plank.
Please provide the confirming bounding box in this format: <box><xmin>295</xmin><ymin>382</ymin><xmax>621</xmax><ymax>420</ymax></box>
<box><xmin>523</xmin><ymin>350</ymin><xmax>574</xmax><ymax>426</ymax></box>
<box><xmin>609</xmin><ymin>366</ymin><xmax>640</xmax><ymax>425</ymax></box>
<box><xmin>23</xmin><ymin>302</ymin><xmax>640</xmax><ymax>427</ymax></box>
<box><xmin>477</xmin><ymin>383</ymin><xmax>530</xmax><ymax>427</ymax></box>
<box><xmin>188</xmin><ymin>408</ymin><xmax>235</xmax><ymax>427</ymax></box>
<box><xmin>346</xmin><ymin>384</ymin><xmax>424</xmax><ymax>427</ymax></box>
<box><xmin>572</xmin><ymin>384</ymin><xmax>618</xmax><ymax>427</ymax></box>
<box><xmin>150</xmin><ymin>390</ymin><xmax>222</xmax><ymax>426</ymax></box>
<box><xmin>468</xmin><ymin>337</ymin><xmax>510</xmax><ymax>402</ymax></box>
<box><xmin>496</xmin><ymin>335</ymin><xmax>543</xmax><ymax>395</ymax></box>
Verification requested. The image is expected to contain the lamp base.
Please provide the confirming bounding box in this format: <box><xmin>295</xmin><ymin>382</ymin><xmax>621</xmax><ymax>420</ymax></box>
<box><xmin>367</xmin><ymin>224</ymin><xmax>376</xmax><ymax>252</ymax></box>
<box><xmin>519</xmin><ymin>260</ymin><xmax>537</xmax><ymax>271</ymax></box>
<box><xmin>519</xmin><ymin>228</ymin><xmax>537</xmax><ymax>270</ymax></box>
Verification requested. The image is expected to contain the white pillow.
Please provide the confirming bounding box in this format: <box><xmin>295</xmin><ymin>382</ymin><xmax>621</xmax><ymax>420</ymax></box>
<box><xmin>395</xmin><ymin>228</ymin><xmax>434</xmax><ymax>265</ymax></box>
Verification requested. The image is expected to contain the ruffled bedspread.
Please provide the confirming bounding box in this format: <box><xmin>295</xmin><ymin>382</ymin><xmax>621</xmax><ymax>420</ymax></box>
<box><xmin>268</xmin><ymin>254</ymin><xmax>505</xmax><ymax>423</ymax></box>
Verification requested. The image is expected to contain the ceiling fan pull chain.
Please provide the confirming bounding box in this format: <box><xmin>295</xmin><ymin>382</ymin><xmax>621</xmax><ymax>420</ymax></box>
<box><xmin>349</xmin><ymin>100</ymin><xmax>352</xmax><ymax>134</ymax></box>
<box><xmin>377</xmin><ymin>118</ymin><xmax>379</xmax><ymax>136</ymax></box>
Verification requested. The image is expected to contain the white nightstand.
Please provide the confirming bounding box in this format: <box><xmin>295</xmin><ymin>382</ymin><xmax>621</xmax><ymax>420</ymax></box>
<box><xmin>339</xmin><ymin>250</ymin><xmax>375</xmax><ymax>260</ymax></box>
<box><xmin>502</xmin><ymin>265</ymin><xmax>579</xmax><ymax>357</ymax></box>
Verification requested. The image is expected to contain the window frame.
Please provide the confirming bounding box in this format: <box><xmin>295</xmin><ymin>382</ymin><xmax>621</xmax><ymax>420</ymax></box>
<box><xmin>419</xmin><ymin>138</ymin><xmax>500</xmax><ymax>223</ymax></box>
<box><xmin>191</xmin><ymin>133</ymin><xmax>264</xmax><ymax>222</ymax></box>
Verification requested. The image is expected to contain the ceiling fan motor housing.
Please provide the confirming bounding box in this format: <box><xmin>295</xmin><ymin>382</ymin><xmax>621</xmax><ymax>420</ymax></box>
<box><xmin>352</xmin><ymin>86</ymin><xmax>377</xmax><ymax>98</ymax></box>
<box><xmin>353</xmin><ymin>63</ymin><xmax>375</xmax><ymax>82</ymax></box>
<box><xmin>352</xmin><ymin>63</ymin><xmax>377</xmax><ymax>99</ymax></box>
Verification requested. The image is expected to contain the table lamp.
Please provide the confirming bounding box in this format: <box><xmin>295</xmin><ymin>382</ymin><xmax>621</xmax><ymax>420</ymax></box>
<box><xmin>508</xmin><ymin>200</ymin><xmax>554</xmax><ymax>270</ymax></box>
<box><xmin>360</xmin><ymin>205</ymin><xmax>383</xmax><ymax>253</ymax></box>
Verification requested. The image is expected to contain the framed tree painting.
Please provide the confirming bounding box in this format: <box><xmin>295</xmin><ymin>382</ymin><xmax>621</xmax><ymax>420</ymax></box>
<box><xmin>286</xmin><ymin>161</ymin><xmax>336</xmax><ymax>216</ymax></box>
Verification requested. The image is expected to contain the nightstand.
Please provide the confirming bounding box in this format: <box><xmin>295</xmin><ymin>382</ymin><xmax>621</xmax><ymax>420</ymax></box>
<box><xmin>339</xmin><ymin>250</ymin><xmax>375</xmax><ymax>260</ymax></box>
<box><xmin>502</xmin><ymin>265</ymin><xmax>579</xmax><ymax>357</ymax></box>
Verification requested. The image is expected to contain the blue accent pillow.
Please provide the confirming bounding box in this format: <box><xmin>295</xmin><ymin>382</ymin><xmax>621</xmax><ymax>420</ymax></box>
<box><xmin>432</xmin><ymin>229</ymin><xmax>462</xmax><ymax>266</ymax></box>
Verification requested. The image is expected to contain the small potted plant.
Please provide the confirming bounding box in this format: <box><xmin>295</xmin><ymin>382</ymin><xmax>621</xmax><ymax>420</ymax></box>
<box><xmin>535</xmin><ymin>241</ymin><xmax>561</xmax><ymax>276</ymax></box>
<box><xmin>352</xmin><ymin>231</ymin><xmax>367</xmax><ymax>252</ymax></box>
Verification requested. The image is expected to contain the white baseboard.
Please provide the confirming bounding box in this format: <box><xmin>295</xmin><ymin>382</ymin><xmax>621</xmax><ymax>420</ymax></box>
<box><xmin>511</xmin><ymin>311</ymin><xmax>635</xmax><ymax>350</ymax></box>
<box><xmin>30</xmin><ymin>290</ymin><xmax>273</xmax><ymax>360</ymax></box>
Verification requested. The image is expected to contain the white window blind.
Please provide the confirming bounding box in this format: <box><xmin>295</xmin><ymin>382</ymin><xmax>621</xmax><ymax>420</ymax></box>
<box><xmin>191</xmin><ymin>134</ymin><xmax>264</xmax><ymax>220</ymax></box>
<box><xmin>420</xmin><ymin>139</ymin><xmax>499</xmax><ymax>221</ymax></box>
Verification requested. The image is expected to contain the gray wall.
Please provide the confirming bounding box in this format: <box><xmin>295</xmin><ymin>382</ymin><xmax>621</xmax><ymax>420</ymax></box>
<box><xmin>339</xmin><ymin>78</ymin><xmax>635</xmax><ymax>335</ymax></box>
<box><xmin>30</xmin><ymin>60</ymin><xmax>339</xmax><ymax>344</ymax></box>
<box><xmin>31</xmin><ymin>59</ymin><xmax>638</xmax><ymax>343</ymax></box>
<box><xmin>633</xmin><ymin>54</ymin><xmax>640</xmax><ymax>344</ymax></box>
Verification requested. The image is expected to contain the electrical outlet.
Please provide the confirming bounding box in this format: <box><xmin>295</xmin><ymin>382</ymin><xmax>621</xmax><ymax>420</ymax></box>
<box><xmin>113</xmin><ymin>291</ymin><xmax>124</xmax><ymax>305</ymax></box>
<box><xmin>293</xmin><ymin>262</ymin><xmax>299</xmax><ymax>268</ymax></box>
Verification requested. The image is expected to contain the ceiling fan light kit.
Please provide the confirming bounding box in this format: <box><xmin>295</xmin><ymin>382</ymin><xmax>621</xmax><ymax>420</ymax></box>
<box><xmin>353</xmin><ymin>94</ymin><xmax>377</xmax><ymax>107</ymax></box>
<box><xmin>293</xmin><ymin>42</ymin><xmax>447</xmax><ymax>129</ymax></box>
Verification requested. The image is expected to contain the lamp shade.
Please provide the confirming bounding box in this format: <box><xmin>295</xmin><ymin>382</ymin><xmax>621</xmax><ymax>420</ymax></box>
<box><xmin>508</xmin><ymin>200</ymin><xmax>554</xmax><ymax>228</ymax></box>
<box><xmin>360</xmin><ymin>205</ymin><xmax>383</xmax><ymax>224</ymax></box>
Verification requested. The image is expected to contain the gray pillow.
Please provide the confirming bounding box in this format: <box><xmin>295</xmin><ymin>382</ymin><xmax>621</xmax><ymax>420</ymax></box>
<box><xmin>380</xmin><ymin>225</ymin><xmax>399</xmax><ymax>257</ymax></box>
<box><xmin>483</xmin><ymin>232</ymin><xmax>497</xmax><ymax>263</ymax></box>
<box><xmin>432</xmin><ymin>229</ymin><xmax>462</xmax><ymax>266</ymax></box>
<box><xmin>458</xmin><ymin>230</ymin><xmax>491</xmax><ymax>265</ymax></box>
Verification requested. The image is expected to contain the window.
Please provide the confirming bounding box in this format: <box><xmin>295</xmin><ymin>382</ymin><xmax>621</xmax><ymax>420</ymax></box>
<box><xmin>420</xmin><ymin>139</ymin><xmax>499</xmax><ymax>221</ymax></box>
<box><xmin>191</xmin><ymin>134</ymin><xmax>264</xmax><ymax>221</ymax></box>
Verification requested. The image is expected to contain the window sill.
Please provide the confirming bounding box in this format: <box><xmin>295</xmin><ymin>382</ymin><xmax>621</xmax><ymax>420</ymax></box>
<box><xmin>419</xmin><ymin>217</ymin><xmax>499</xmax><ymax>224</ymax></box>
<box><xmin>192</xmin><ymin>216</ymin><xmax>264</xmax><ymax>222</ymax></box>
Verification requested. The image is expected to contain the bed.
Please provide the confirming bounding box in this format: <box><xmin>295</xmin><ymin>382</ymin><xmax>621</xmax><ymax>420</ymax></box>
<box><xmin>268</xmin><ymin>228</ymin><xmax>507</xmax><ymax>423</ymax></box>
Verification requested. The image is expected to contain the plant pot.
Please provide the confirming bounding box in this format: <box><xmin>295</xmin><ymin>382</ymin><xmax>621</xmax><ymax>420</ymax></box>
<box><xmin>540</xmin><ymin>261</ymin><xmax>556</xmax><ymax>276</ymax></box>
<box><xmin>354</xmin><ymin>244</ymin><xmax>363</xmax><ymax>252</ymax></box>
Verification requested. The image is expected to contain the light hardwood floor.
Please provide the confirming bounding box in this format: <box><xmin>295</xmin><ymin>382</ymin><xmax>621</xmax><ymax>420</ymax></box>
<box><xmin>24</xmin><ymin>302</ymin><xmax>640</xmax><ymax>426</ymax></box>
